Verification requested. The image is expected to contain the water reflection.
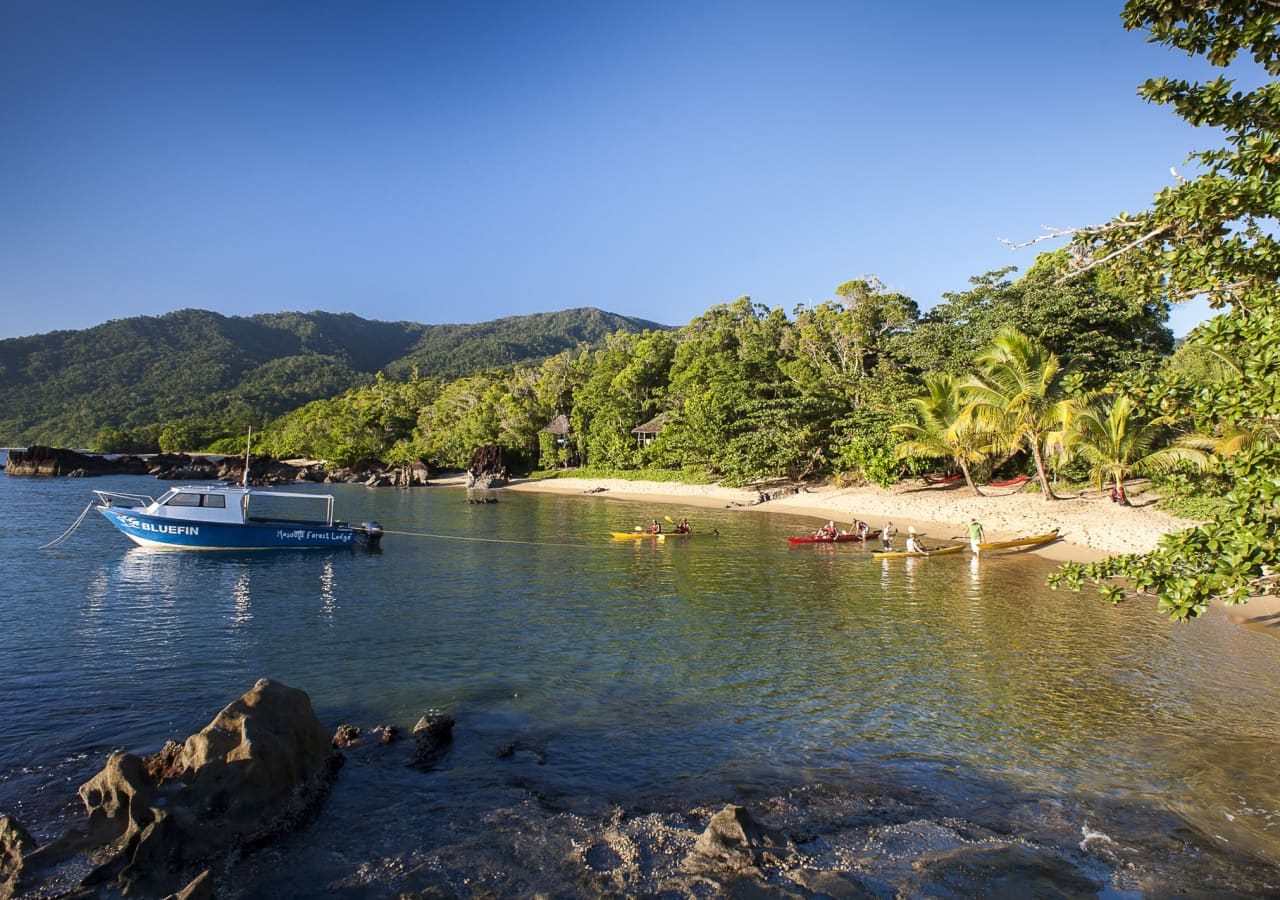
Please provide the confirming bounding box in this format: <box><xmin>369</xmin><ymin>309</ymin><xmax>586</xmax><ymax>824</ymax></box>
<box><xmin>231</xmin><ymin>567</ymin><xmax>252</xmax><ymax>628</ymax></box>
<box><xmin>320</xmin><ymin>559</ymin><xmax>337</xmax><ymax>621</ymax></box>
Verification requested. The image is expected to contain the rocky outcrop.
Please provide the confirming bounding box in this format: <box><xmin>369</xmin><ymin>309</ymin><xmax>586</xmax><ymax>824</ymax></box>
<box><xmin>468</xmin><ymin>445</ymin><xmax>508</xmax><ymax>483</ymax></box>
<box><xmin>4</xmin><ymin>445</ymin><xmax>441</xmax><ymax>487</ymax></box>
<box><xmin>411</xmin><ymin>711</ymin><xmax>455</xmax><ymax>770</ymax></box>
<box><xmin>4</xmin><ymin>446</ymin><xmax>150</xmax><ymax>477</ymax></box>
<box><xmin>69</xmin><ymin>678</ymin><xmax>340</xmax><ymax>895</ymax></box>
<box><xmin>0</xmin><ymin>815</ymin><xmax>36</xmax><ymax>900</ymax></box>
<box><xmin>681</xmin><ymin>804</ymin><xmax>794</xmax><ymax>875</ymax></box>
<box><xmin>332</xmin><ymin>724</ymin><xmax>363</xmax><ymax>749</ymax></box>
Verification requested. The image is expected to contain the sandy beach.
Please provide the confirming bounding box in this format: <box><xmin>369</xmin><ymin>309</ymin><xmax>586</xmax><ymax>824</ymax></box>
<box><xmin>474</xmin><ymin>474</ymin><xmax>1202</xmax><ymax>564</ymax></box>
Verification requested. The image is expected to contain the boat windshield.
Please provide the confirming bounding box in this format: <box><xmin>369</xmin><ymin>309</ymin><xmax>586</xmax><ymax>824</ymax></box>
<box><xmin>159</xmin><ymin>491</ymin><xmax>226</xmax><ymax>508</ymax></box>
<box><xmin>244</xmin><ymin>492</ymin><xmax>333</xmax><ymax>525</ymax></box>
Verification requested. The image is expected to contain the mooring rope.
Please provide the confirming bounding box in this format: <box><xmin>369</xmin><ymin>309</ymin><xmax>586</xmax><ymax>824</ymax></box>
<box><xmin>377</xmin><ymin>527</ymin><xmax>603</xmax><ymax>550</ymax></box>
<box><xmin>41</xmin><ymin>500</ymin><xmax>97</xmax><ymax>549</ymax></box>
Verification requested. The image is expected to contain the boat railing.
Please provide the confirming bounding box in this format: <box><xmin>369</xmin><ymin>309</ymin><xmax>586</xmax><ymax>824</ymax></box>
<box><xmin>93</xmin><ymin>489</ymin><xmax>155</xmax><ymax>509</ymax></box>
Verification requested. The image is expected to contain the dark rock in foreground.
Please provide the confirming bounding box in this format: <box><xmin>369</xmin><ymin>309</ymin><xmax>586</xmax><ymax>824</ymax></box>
<box><xmin>682</xmin><ymin>804</ymin><xmax>795</xmax><ymax>876</ymax></box>
<box><xmin>0</xmin><ymin>815</ymin><xmax>36</xmax><ymax>900</ymax></box>
<box><xmin>411</xmin><ymin>710</ymin><xmax>455</xmax><ymax>770</ymax></box>
<box><xmin>10</xmin><ymin>678</ymin><xmax>340</xmax><ymax>897</ymax></box>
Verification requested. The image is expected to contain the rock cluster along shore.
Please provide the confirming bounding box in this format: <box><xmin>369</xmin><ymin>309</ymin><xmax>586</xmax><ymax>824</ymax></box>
<box><xmin>0</xmin><ymin>676</ymin><xmax>863</xmax><ymax>898</ymax></box>
<box><xmin>5</xmin><ymin>678</ymin><xmax>1247</xmax><ymax>895</ymax></box>
<box><xmin>3</xmin><ymin>445</ymin><xmax>431</xmax><ymax>488</ymax></box>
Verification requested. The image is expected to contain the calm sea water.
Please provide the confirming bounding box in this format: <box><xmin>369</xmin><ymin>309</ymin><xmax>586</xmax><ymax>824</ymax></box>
<box><xmin>2</xmin><ymin>470</ymin><xmax>1279</xmax><ymax>894</ymax></box>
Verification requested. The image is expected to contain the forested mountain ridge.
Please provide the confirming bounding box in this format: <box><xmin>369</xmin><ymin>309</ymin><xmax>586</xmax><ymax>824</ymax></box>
<box><xmin>0</xmin><ymin>307</ymin><xmax>664</xmax><ymax>446</ymax></box>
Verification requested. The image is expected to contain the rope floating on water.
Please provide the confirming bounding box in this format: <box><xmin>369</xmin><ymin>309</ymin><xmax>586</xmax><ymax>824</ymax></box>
<box><xmin>41</xmin><ymin>500</ymin><xmax>97</xmax><ymax>549</ymax></box>
<box><xmin>377</xmin><ymin>527</ymin><xmax>600</xmax><ymax>550</ymax></box>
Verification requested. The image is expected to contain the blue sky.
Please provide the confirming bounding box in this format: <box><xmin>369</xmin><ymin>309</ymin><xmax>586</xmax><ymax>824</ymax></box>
<box><xmin>0</xmin><ymin>1</ymin><xmax>1232</xmax><ymax>341</ymax></box>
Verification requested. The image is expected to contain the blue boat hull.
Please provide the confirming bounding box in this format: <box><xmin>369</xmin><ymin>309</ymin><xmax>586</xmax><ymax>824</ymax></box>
<box><xmin>97</xmin><ymin>507</ymin><xmax>361</xmax><ymax>550</ymax></box>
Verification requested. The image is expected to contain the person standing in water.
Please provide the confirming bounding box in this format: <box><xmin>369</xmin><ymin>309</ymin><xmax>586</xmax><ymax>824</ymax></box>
<box><xmin>881</xmin><ymin>522</ymin><xmax>897</xmax><ymax>550</ymax></box>
<box><xmin>968</xmin><ymin>519</ymin><xmax>985</xmax><ymax>553</ymax></box>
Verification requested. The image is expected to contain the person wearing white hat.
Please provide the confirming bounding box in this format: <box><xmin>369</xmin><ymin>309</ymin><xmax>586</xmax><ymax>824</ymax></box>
<box><xmin>905</xmin><ymin>526</ymin><xmax>925</xmax><ymax>553</ymax></box>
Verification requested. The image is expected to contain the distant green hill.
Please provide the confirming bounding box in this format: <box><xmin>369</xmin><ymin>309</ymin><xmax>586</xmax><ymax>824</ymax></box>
<box><xmin>0</xmin><ymin>307</ymin><xmax>665</xmax><ymax>446</ymax></box>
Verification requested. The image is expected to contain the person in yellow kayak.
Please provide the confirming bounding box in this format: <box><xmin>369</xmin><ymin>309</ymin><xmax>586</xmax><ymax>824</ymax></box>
<box><xmin>648</xmin><ymin>518</ymin><xmax>662</xmax><ymax>534</ymax></box>
<box><xmin>676</xmin><ymin>518</ymin><xmax>692</xmax><ymax>534</ymax></box>
<box><xmin>905</xmin><ymin>526</ymin><xmax>927</xmax><ymax>554</ymax></box>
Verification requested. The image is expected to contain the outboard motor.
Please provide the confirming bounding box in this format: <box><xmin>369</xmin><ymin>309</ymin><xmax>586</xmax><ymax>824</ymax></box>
<box><xmin>359</xmin><ymin>521</ymin><xmax>383</xmax><ymax>550</ymax></box>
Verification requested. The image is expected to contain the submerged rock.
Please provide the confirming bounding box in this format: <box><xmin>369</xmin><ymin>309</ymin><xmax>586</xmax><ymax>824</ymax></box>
<box><xmin>906</xmin><ymin>843</ymin><xmax>1104</xmax><ymax>897</ymax></box>
<box><xmin>372</xmin><ymin>724</ymin><xmax>401</xmax><ymax>744</ymax></box>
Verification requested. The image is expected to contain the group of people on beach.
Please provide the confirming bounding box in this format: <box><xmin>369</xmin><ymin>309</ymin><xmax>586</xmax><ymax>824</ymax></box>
<box><xmin>810</xmin><ymin>518</ymin><xmax>985</xmax><ymax>554</ymax></box>
<box><xmin>646</xmin><ymin>514</ymin><xmax>990</xmax><ymax>553</ymax></box>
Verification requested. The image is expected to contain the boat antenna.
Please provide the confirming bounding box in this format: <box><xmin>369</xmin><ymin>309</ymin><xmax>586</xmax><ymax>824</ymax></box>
<box><xmin>243</xmin><ymin>427</ymin><xmax>252</xmax><ymax>488</ymax></box>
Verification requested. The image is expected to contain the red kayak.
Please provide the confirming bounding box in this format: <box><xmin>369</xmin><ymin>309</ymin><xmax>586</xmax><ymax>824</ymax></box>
<box><xmin>787</xmin><ymin>530</ymin><xmax>880</xmax><ymax>545</ymax></box>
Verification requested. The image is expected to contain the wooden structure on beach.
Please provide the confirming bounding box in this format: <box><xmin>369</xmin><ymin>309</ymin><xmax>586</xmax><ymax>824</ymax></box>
<box><xmin>631</xmin><ymin>412</ymin><xmax>671</xmax><ymax>449</ymax></box>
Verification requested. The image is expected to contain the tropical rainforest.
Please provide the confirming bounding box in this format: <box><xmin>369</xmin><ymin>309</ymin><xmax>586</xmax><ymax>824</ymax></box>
<box><xmin>3</xmin><ymin>1</ymin><xmax>1275</xmax><ymax>623</ymax></box>
<box><xmin>0</xmin><ymin>307</ymin><xmax>661</xmax><ymax>448</ymax></box>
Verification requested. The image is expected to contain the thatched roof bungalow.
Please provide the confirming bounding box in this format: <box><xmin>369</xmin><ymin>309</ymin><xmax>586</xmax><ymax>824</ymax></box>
<box><xmin>631</xmin><ymin>412</ymin><xmax>671</xmax><ymax>448</ymax></box>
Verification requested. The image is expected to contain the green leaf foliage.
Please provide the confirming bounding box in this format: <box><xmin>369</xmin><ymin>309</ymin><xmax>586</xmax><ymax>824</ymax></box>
<box><xmin>1048</xmin><ymin>0</ymin><xmax>1280</xmax><ymax>619</ymax></box>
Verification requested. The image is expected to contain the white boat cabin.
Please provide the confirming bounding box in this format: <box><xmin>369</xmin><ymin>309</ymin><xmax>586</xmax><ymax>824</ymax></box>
<box><xmin>95</xmin><ymin>485</ymin><xmax>337</xmax><ymax>526</ymax></box>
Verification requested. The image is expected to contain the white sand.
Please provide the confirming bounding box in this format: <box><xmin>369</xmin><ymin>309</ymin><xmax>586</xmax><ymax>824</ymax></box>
<box><xmin>482</xmin><ymin>475</ymin><xmax>1199</xmax><ymax>564</ymax></box>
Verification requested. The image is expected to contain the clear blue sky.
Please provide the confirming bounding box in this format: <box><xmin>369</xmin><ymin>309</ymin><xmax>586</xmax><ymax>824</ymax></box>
<box><xmin>1</xmin><ymin>1</ymin><xmax>1230</xmax><ymax>341</ymax></box>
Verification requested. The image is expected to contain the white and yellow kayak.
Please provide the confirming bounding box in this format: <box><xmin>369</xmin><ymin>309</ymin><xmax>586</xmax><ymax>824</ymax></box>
<box><xmin>976</xmin><ymin>529</ymin><xmax>1060</xmax><ymax>555</ymax></box>
<box><xmin>872</xmin><ymin>544</ymin><xmax>967</xmax><ymax>559</ymax></box>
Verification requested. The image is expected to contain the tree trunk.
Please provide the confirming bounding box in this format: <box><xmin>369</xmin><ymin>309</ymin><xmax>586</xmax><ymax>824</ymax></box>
<box><xmin>1030</xmin><ymin>438</ymin><xmax>1058</xmax><ymax>500</ymax></box>
<box><xmin>958</xmin><ymin>458</ymin><xmax>984</xmax><ymax>496</ymax></box>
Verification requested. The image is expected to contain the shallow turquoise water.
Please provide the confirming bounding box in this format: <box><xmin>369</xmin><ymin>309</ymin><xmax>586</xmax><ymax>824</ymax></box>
<box><xmin>2</xmin><ymin>472</ymin><xmax>1279</xmax><ymax>893</ymax></box>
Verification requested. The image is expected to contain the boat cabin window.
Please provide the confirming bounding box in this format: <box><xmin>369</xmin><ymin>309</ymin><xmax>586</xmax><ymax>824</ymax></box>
<box><xmin>162</xmin><ymin>492</ymin><xmax>225</xmax><ymax>508</ymax></box>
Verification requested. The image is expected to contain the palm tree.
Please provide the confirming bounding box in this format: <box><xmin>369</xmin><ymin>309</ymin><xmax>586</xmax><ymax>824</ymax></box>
<box><xmin>1063</xmin><ymin>393</ymin><xmax>1209</xmax><ymax>495</ymax></box>
<box><xmin>964</xmin><ymin>328</ymin><xmax>1072</xmax><ymax>500</ymax></box>
<box><xmin>892</xmin><ymin>373</ymin><xmax>995</xmax><ymax>496</ymax></box>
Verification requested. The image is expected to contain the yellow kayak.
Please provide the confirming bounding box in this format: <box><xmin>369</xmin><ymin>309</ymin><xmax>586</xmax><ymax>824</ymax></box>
<box><xmin>610</xmin><ymin>531</ymin><xmax>695</xmax><ymax>541</ymax></box>
<box><xmin>976</xmin><ymin>529</ymin><xmax>1060</xmax><ymax>554</ymax></box>
<box><xmin>873</xmin><ymin>544</ymin><xmax>967</xmax><ymax>559</ymax></box>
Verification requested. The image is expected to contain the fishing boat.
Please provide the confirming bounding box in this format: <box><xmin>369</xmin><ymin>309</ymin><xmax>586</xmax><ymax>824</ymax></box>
<box><xmin>94</xmin><ymin>484</ymin><xmax>383</xmax><ymax>550</ymax></box>
<box><xmin>976</xmin><ymin>529</ymin><xmax>1060</xmax><ymax>555</ymax></box>
<box><xmin>787</xmin><ymin>530</ymin><xmax>880</xmax><ymax>545</ymax></box>
<box><xmin>873</xmin><ymin>544</ymin><xmax>967</xmax><ymax>559</ymax></box>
